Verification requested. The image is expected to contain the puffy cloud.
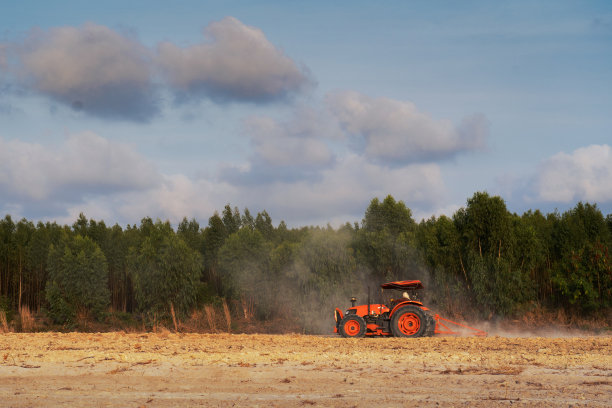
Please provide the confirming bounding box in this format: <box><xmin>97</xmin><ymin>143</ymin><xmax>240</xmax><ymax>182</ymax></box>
<box><xmin>0</xmin><ymin>129</ymin><xmax>449</xmax><ymax>226</ymax></box>
<box><xmin>228</xmin><ymin>154</ymin><xmax>447</xmax><ymax>226</ymax></box>
<box><xmin>3</xmin><ymin>18</ymin><xmax>312</xmax><ymax>119</ymax></box>
<box><xmin>0</xmin><ymin>132</ymin><xmax>159</xmax><ymax>206</ymax></box>
<box><xmin>14</xmin><ymin>23</ymin><xmax>158</xmax><ymax>121</ymax></box>
<box><xmin>247</xmin><ymin>116</ymin><xmax>334</xmax><ymax>167</ymax></box>
<box><xmin>157</xmin><ymin>17</ymin><xmax>312</xmax><ymax>102</ymax></box>
<box><xmin>220</xmin><ymin>106</ymin><xmax>342</xmax><ymax>184</ymax></box>
<box><xmin>43</xmin><ymin>156</ymin><xmax>446</xmax><ymax>227</ymax></box>
<box><xmin>326</xmin><ymin>91</ymin><xmax>487</xmax><ymax>164</ymax></box>
<box><xmin>225</xmin><ymin>91</ymin><xmax>487</xmax><ymax>187</ymax></box>
<box><xmin>58</xmin><ymin>174</ymin><xmax>231</xmax><ymax>226</ymax></box>
<box><xmin>531</xmin><ymin>144</ymin><xmax>612</xmax><ymax>203</ymax></box>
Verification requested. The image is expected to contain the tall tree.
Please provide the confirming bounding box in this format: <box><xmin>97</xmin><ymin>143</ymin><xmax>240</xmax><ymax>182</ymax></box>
<box><xmin>129</xmin><ymin>220</ymin><xmax>203</xmax><ymax>319</ymax></box>
<box><xmin>354</xmin><ymin>195</ymin><xmax>419</xmax><ymax>281</ymax></box>
<box><xmin>46</xmin><ymin>234</ymin><xmax>110</xmax><ymax>324</ymax></box>
<box><xmin>551</xmin><ymin>203</ymin><xmax>611</xmax><ymax>311</ymax></box>
<box><xmin>177</xmin><ymin>217</ymin><xmax>203</xmax><ymax>253</ymax></box>
<box><xmin>222</xmin><ymin>205</ymin><xmax>241</xmax><ymax>236</ymax></box>
<box><xmin>14</xmin><ymin>219</ymin><xmax>35</xmax><ymax>310</ymax></box>
<box><xmin>255</xmin><ymin>210</ymin><xmax>274</xmax><ymax>241</ymax></box>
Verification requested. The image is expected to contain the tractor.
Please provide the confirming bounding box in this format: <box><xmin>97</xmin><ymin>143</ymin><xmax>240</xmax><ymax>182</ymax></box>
<box><xmin>334</xmin><ymin>280</ymin><xmax>487</xmax><ymax>338</ymax></box>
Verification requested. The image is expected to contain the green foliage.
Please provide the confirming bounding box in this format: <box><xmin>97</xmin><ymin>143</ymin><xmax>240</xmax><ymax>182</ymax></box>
<box><xmin>45</xmin><ymin>235</ymin><xmax>110</xmax><ymax>324</ymax></box>
<box><xmin>0</xmin><ymin>295</ymin><xmax>14</xmax><ymax>322</ymax></box>
<box><xmin>467</xmin><ymin>255</ymin><xmax>534</xmax><ymax>316</ymax></box>
<box><xmin>203</xmin><ymin>213</ymin><xmax>227</xmax><ymax>264</ymax></box>
<box><xmin>550</xmin><ymin>203</ymin><xmax>612</xmax><ymax>312</ymax></box>
<box><xmin>218</xmin><ymin>228</ymin><xmax>272</xmax><ymax>317</ymax></box>
<box><xmin>128</xmin><ymin>219</ymin><xmax>203</xmax><ymax>319</ymax></box>
<box><xmin>363</xmin><ymin>195</ymin><xmax>416</xmax><ymax>235</ymax></box>
<box><xmin>417</xmin><ymin>215</ymin><xmax>462</xmax><ymax>277</ymax></box>
<box><xmin>0</xmin><ymin>193</ymin><xmax>610</xmax><ymax>332</ymax></box>
<box><xmin>457</xmin><ymin>191</ymin><xmax>512</xmax><ymax>258</ymax></box>
<box><xmin>255</xmin><ymin>210</ymin><xmax>275</xmax><ymax>241</ymax></box>
<box><xmin>354</xmin><ymin>195</ymin><xmax>420</xmax><ymax>281</ymax></box>
<box><xmin>177</xmin><ymin>217</ymin><xmax>203</xmax><ymax>253</ymax></box>
<box><xmin>222</xmin><ymin>205</ymin><xmax>242</xmax><ymax>235</ymax></box>
<box><xmin>287</xmin><ymin>229</ymin><xmax>366</xmax><ymax>333</ymax></box>
<box><xmin>289</xmin><ymin>229</ymin><xmax>357</xmax><ymax>296</ymax></box>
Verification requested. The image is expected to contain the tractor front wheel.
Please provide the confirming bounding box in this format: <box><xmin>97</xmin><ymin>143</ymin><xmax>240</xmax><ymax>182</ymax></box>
<box><xmin>338</xmin><ymin>314</ymin><xmax>366</xmax><ymax>338</ymax></box>
<box><xmin>390</xmin><ymin>305</ymin><xmax>427</xmax><ymax>338</ymax></box>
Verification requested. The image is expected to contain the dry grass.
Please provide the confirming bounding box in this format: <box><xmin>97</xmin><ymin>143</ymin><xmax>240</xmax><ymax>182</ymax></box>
<box><xmin>510</xmin><ymin>305</ymin><xmax>611</xmax><ymax>332</ymax></box>
<box><xmin>241</xmin><ymin>296</ymin><xmax>254</xmax><ymax>320</ymax></box>
<box><xmin>0</xmin><ymin>310</ymin><xmax>9</xmax><ymax>333</ymax></box>
<box><xmin>222</xmin><ymin>299</ymin><xmax>231</xmax><ymax>333</ymax></box>
<box><xmin>19</xmin><ymin>306</ymin><xmax>36</xmax><ymax>332</ymax></box>
<box><xmin>75</xmin><ymin>309</ymin><xmax>89</xmax><ymax>331</ymax></box>
<box><xmin>204</xmin><ymin>305</ymin><xmax>216</xmax><ymax>332</ymax></box>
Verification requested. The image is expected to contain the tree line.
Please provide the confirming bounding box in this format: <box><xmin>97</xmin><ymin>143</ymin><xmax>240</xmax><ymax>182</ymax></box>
<box><xmin>0</xmin><ymin>192</ymin><xmax>610</xmax><ymax>331</ymax></box>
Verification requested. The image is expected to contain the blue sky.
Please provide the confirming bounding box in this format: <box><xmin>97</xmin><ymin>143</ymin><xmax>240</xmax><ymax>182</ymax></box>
<box><xmin>1</xmin><ymin>1</ymin><xmax>611</xmax><ymax>227</ymax></box>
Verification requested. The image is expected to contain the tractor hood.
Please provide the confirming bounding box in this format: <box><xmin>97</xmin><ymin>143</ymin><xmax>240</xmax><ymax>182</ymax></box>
<box><xmin>380</xmin><ymin>280</ymin><xmax>424</xmax><ymax>290</ymax></box>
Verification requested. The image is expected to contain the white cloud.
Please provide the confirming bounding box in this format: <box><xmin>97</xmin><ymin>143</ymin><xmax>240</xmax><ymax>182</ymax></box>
<box><xmin>246</xmin><ymin>116</ymin><xmax>334</xmax><ymax>167</ymax></box>
<box><xmin>54</xmin><ymin>174</ymin><xmax>233</xmax><ymax>226</ymax></box>
<box><xmin>0</xmin><ymin>130</ymin><xmax>449</xmax><ymax>227</ymax></box>
<box><xmin>326</xmin><ymin>90</ymin><xmax>487</xmax><ymax>163</ymax></box>
<box><xmin>4</xmin><ymin>18</ymin><xmax>312</xmax><ymax>119</ymax></box>
<box><xmin>531</xmin><ymin>144</ymin><xmax>612</xmax><ymax>203</ymax></box>
<box><xmin>15</xmin><ymin>23</ymin><xmax>158</xmax><ymax>121</ymax></box>
<box><xmin>157</xmin><ymin>17</ymin><xmax>311</xmax><ymax>102</ymax></box>
<box><xmin>0</xmin><ymin>132</ymin><xmax>159</xmax><ymax>204</ymax></box>
<box><xmin>221</xmin><ymin>154</ymin><xmax>447</xmax><ymax>226</ymax></box>
<box><xmin>55</xmin><ymin>151</ymin><xmax>448</xmax><ymax>228</ymax></box>
<box><xmin>220</xmin><ymin>106</ymin><xmax>343</xmax><ymax>184</ymax></box>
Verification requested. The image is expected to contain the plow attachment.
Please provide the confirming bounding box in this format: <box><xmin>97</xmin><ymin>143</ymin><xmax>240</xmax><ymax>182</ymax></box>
<box><xmin>433</xmin><ymin>314</ymin><xmax>487</xmax><ymax>337</ymax></box>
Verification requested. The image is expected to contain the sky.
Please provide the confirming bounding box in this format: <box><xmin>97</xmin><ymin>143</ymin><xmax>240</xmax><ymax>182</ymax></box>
<box><xmin>1</xmin><ymin>0</ymin><xmax>611</xmax><ymax>228</ymax></box>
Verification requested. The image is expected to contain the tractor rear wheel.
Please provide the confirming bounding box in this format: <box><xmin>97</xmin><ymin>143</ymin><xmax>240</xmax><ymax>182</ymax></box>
<box><xmin>390</xmin><ymin>305</ymin><xmax>427</xmax><ymax>338</ymax></box>
<box><xmin>338</xmin><ymin>314</ymin><xmax>366</xmax><ymax>338</ymax></box>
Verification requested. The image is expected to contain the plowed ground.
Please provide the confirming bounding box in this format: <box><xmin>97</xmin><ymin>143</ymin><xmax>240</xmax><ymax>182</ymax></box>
<box><xmin>1</xmin><ymin>332</ymin><xmax>610</xmax><ymax>407</ymax></box>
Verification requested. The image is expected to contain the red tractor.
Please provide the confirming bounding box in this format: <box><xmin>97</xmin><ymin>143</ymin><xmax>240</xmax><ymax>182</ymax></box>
<box><xmin>334</xmin><ymin>280</ymin><xmax>486</xmax><ymax>338</ymax></box>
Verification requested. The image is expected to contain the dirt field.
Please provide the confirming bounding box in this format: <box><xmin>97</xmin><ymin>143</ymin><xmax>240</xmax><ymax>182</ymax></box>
<box><xmin>0</xmin><ymin>332</ymin><xmax>610</xmax><ymax>407</ymax></box>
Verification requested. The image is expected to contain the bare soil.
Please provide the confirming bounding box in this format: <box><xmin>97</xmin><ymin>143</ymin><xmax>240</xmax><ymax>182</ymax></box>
<box><xmin>1</xmin><ymin>332</ymin><xmax>610</xmax><ymax>407</ymax></box>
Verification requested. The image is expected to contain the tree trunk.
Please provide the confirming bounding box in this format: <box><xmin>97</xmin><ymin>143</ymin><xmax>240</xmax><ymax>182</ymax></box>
<box><xmin>459</xmin><ymin>253</ymin><xmax>470</xmax><ymax>290</ymax></box>
<box><xmin>18</xmin><ymin>252</ymin><xmax>22</xmax><ymax>310</ymax></box>
<box><xmin>170</xmin><ymin>301</ymin><xmax>178</xmax><ymax>332</ymax></box>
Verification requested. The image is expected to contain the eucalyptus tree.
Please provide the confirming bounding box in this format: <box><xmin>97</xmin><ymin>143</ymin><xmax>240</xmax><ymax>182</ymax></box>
<box><xmin>353</xmin><ymin>195</ymin><xmax>419</xmax><ymax>282</ymax></box>
<box><xmin>255</xmin><ymin>210</ymin><xmax>274</xmax><ymax>241</ymax></box>
<box><xmin>453</xmin><ymin>192</ymin><xmax>535</xmax><ymax>315</ymax></box>
<box><xmin>218</xmin><ymin>228</ymin><xmax>271</xmax><ymax>309</ymax></box>
<box><xmin>14</xmin><ymin>219</ymin><xmax>35</xmax><ymax>310</ymax></box>
<box><xmin>177</xmin><ymin>217</ymin><xmax>204</xmax><ymax>253</ymax></box>
<box><xmin>551</xmin><ymin>203</ymin><xmax>611</xmax><ymax>311</ymax></box>
<box><xmin>222</xmin><ymin>204</ymin><xmax>241</xmax><ymax>236</ymax></box>
<box><xmin>46</xmin><ymin>234</ymin><xmax>110</xmax><ymax>324</ymax></box>
<box><xmin>128</xmin><ymin>219</ymin><xmax>203</xmax><ymax>319</ymax></box>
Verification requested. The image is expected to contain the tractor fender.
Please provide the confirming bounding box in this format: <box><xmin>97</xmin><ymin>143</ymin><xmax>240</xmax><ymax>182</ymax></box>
<box><xmin>334</xmin><ymin>308</ymin><xmax>344</xmax><ymax>333</ymax></box>
<box><xmin>334</xmin><ymin>308</ymin><xmax>344</xmax><ymax>322</ymax></box>
<box><xmin>389</xmin><ymin>301</ymin><xmax>426</xmax><ymax>317</ymax></box>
